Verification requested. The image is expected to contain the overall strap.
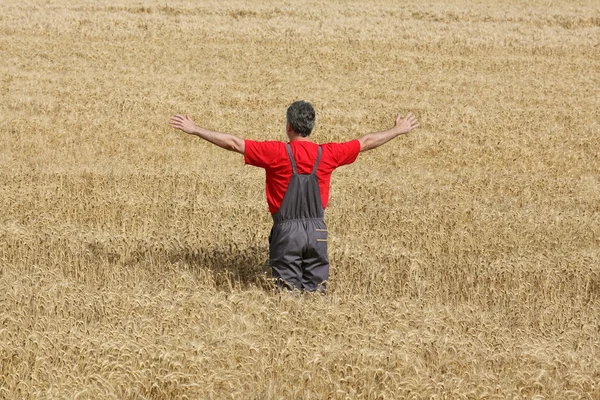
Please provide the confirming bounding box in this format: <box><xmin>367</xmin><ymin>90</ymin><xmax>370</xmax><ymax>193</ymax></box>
<box><xmin>285</xmin><ymin>143</ymin><xmax>298</xmax><ymax>174</ymax></box>
<box><xmin>311</xmin><ymin>146</ymin><xmax>323</xmax><ymax>175</ymax></box>
<box><xmin>286</xmin><ymin>143</ymin><xmax>322</xmax><ymax>175</ymax></box>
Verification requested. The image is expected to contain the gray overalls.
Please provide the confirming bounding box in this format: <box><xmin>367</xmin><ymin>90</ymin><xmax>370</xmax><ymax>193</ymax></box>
<box><xmin>269</xmin><ymin>143</ymin><xmax>329</xmax><ymax>292</ymax></box>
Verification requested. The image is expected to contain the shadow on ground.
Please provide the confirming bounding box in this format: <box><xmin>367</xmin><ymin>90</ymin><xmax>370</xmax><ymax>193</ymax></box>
<box><xmin>166</xmin><ymin>243</ymin><xmax>272</xmax><ymax>289</ymax></box>
<box><xmin>78</xmin><ymin>238</ymin><xmax>272</xmax><ymax>290</ymax></box>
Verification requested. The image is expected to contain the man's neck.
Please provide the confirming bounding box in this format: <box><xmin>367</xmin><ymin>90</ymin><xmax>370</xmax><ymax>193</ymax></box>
<box><xmin>289</xmin><ymin>136</ymin><xmax>312</xmax><ymax>142</ymax></box>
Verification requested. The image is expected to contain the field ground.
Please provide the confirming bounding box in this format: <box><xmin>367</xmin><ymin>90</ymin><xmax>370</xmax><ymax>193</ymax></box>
<box><xmin>1</xmin><ymin>0</ymin><xmax>599</xmax><ymax>398</ymax></box>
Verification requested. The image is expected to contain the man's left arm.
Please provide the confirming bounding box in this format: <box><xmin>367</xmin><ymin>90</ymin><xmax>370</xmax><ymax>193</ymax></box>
<box><xmin>170</xmin><ymin>114</ymin><xmax>245</xmax><ymax>154</ymax></box>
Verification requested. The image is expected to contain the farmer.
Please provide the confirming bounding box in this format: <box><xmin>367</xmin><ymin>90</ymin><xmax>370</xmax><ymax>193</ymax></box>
<box><xmin>170</xmin><ymin>101</ymin><xmax>419</xmax><ymax>292</ymax></box>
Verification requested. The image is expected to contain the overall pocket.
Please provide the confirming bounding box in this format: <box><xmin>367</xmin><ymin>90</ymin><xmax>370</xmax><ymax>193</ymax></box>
<box><xmin>314</xmin><ymin>226</ymin><xmax>329</xmax><ymax>263</ymax></box>
<box><xmin>315</xmin><ymin>228</ymin><xmax>328</xmax><ymax>243</ymax></box>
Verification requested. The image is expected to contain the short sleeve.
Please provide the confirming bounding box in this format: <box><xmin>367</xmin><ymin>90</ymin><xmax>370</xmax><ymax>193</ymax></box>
<box><xmin>327</xmin><ymin>140</ymin><xmax>361</xmax><ymax>168</ymax></box>
<box><xmin>244</xmin><ymin>140</ymin><xmax>282</xmax><ymax>169</ymax></box>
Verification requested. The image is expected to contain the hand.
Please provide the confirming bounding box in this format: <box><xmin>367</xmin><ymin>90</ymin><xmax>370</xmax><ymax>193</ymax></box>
<box><xmin>394</xmin><ymin>112</ymin><xmax>419</xmax><ymax>134</ymax></box>
<box><xmin>170</xmin><ymin>114</ymin><xmax>199</xmax><ymax>135</ymax></box>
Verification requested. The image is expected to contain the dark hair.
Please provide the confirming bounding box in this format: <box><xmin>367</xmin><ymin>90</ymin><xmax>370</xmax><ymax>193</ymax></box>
<box><xmin>286</xmin><ymin>101</ymin><xmax>315</xmax><ymax>137</ymax></box>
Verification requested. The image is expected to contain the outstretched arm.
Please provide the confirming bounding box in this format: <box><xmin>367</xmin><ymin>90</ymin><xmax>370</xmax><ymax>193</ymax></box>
<box><xmin>358</xmin><ymin>112</ymin><xmax>419</xmax><ymax>152</ymax></box>
<box><xmin>170</xmin><ymin>114</ymin><xmax>245</xmax><ymax>154</ymax></box>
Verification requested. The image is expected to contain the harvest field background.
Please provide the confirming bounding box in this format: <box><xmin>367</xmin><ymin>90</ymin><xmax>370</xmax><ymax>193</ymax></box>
<box><xmin>1</xmin><ymin>0</ymin><xmax>599</xmax><ymax>398</ymax></box>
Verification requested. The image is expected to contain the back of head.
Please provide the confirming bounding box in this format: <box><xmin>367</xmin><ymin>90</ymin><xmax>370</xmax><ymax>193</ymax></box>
<box><xmin>286</xmin><ymin>101</ymin><xmax>315</xmax><ymax>137</ymax></box>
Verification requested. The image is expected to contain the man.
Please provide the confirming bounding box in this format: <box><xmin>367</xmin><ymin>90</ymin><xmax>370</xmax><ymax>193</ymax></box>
<box><xmin>170</xmin><ymin>101</ymin><xmax>419</xmax><ymax>292</ymax></box>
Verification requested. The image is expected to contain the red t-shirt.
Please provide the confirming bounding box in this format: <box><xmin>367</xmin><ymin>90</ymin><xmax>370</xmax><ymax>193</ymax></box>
<box><xmin>245</xmin><ymin>139</ymin><xmax>360</xmax><ymax>214</ymax></box>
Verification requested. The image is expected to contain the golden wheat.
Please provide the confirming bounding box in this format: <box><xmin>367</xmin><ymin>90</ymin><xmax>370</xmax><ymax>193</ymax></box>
<box><xmin>1</xmin><ymin>0</ymin><xmax>599</xmax><ymax>398</ymax></box>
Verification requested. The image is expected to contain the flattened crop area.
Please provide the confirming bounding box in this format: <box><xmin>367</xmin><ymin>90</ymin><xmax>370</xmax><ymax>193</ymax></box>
<box><xmin>1</xmin><ymin>0</ymin><xmax>599</xmax><ymax>398</ymax></box>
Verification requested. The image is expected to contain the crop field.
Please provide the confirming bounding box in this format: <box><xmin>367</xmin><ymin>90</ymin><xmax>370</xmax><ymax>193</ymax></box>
<box><xmin>1</xmin><ymin>0</ymin><xmax>599</xmax><ymax>398</ymax></box>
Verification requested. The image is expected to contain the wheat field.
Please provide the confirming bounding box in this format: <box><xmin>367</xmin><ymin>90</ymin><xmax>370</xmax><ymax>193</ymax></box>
<box><xmin>1</xmin><ymin>0</ymin><xmax>599</xmax><ymax>398</ymax></box>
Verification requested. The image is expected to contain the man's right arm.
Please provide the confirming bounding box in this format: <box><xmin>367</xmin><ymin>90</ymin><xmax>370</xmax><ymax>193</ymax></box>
<box><xmin>358</xmin><ymin>112</ymin><xmax>419</xmax><ymax>152</ymax></box>
<box><xmin>170</xmin><ymin>114</ymin><xmax>245</xmax><ymax>154</ymax></box>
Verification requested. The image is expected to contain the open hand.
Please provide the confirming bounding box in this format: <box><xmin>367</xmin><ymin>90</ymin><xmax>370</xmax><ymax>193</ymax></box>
<box><xmin>394</xmin><ymin>112</ymin><xmax>419</xmax><ymax>134</ymax></box>
<box><xmin>170</xmin><ymin>114</ymin><xmax>199</xmax><ymax>135</ymax></box>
